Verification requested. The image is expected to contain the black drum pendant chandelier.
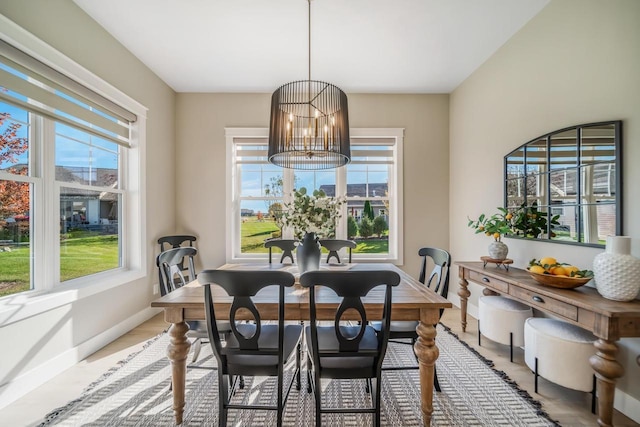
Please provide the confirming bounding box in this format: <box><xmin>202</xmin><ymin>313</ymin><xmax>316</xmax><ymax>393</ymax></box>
<box><xmin>268</xmin><ymin>0</ymin><xmax>350</xmax><ymax>170</ymax></box>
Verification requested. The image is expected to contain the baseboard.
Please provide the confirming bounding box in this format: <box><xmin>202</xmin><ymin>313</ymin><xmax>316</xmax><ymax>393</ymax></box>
<box><xmin>614</xmin><ymin>387</ymin><xmax>640</xmax><ymax>424</ymax></box>
<box><xmin>0</xmin><ymin>307</ymin><xmax>161</xmax><ymax>410</ymax></box>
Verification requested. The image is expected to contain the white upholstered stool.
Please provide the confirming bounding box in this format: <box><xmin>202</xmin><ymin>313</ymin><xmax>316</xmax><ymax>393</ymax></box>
<box><xmin>478</xmin><ymin>296</ymin><xmax>532</xmax><ymax>362</ymax></box>
<box><xmin>524</xmin><ymin>317</ymin><xmax>597</xmax><ymax>413</ymax></box>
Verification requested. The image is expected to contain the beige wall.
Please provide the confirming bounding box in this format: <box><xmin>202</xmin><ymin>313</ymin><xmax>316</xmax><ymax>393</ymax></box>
<box><xmin>0</xmin><ymin>0</ymin><xmax>176</xmax><ymax>405</ymax></box>
<box><xmin>175</xmin><ymin>93</ymin><xmax>450</xmax><ymax>277</ymax></box>
<box><xmin>450</xmin><ymin>0</ymin><xmax>640</xmax><ymax>414</ymax></box>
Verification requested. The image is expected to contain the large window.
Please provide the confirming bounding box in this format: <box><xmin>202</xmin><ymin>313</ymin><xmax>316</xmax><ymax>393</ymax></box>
<box><xmin>0</xmin><ymin>26</ymin><xmax>144</xmax><ymax>300</ymax></box>
<box><xmin>226</xmin><ymin>128</ymin><xmax>403</xmax><ymax>264</ymax></box>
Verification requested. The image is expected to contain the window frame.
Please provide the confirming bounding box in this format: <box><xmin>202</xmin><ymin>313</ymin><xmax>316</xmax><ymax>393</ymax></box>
<box><xmin>225</xmin><ymin>127</ymin><xmax>404</xmax><ymax>264</ymax></box>
<box><xmin>0</xmin><ymin>15</ymin><xmax>147</xmax><ymax>324</ymax></box>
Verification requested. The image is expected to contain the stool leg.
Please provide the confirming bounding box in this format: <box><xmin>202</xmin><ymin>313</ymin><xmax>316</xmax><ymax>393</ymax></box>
<box><xmin>591</xmin><ymin>375</ymin><xmax>597</xmax><ymax>414</ymax></box>
<box><xmin>509</xmin><ymin>332</ymin><xmax>513</xmax><ymax>363</ymax></box>
<box><xmin>478</xmin><ymin>320</ymin><xmax>481</xmax><ymax>347</ymax></box>
<box><xmin>534</xmin><ymin>357</ymin><xmax>539</xmax><ymax>394</ymax></box>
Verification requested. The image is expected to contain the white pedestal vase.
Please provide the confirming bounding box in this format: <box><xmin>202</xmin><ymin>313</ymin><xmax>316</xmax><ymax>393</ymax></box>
<box><xmin>488</xmin><ymin>241</ymin><xmax>509</xmax><ymax>260</ymax></box>
<box><xmin>593</xmin><ymin>236</ymin><xmax>640</xmax><ymax>302</ymax></box>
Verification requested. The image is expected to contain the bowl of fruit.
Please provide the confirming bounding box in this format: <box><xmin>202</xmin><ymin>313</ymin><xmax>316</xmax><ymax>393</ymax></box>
<box><xmin>527</xmin><ymin>257</ymin><xmax>594</xmax><ymax>289</ymax></box>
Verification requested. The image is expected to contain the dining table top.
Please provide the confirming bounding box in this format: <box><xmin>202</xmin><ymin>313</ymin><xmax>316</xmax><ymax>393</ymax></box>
<box><xmin>151</xmin><ymin>262</ymin><xmax>452</xmax><ymax>321</ymax></box>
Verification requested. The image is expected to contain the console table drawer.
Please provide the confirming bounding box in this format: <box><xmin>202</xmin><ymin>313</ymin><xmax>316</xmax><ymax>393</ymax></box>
<box><xmin>509</xmin><ymin>286</ymin><xmax>578</xmax><ymax>321</ymax></box>
<box><xmin>469</xmin><ymin>271</ymin><xmax>509</xmax><ymax>293</ymax></box>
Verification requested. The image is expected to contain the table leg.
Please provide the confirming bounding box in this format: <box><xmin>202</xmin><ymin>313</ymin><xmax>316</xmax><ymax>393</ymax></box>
<box><xmin>589</xmin><ymin>338</ymin><xmax>624</xmax><ymax>427</ymax></box>
<box><xmin>167</xmin><ymin>321</ymin><xmax>191</xmax><ymax>425</ymax></box>
<box><xmin>414</xmin><ymin>318</ymin><xmax>439</xmax><ymax>426</ymax></box>
<box><xmin>458</xmin><ymin>276</ymin><xmax>470</xmax><ymax>332</ymax></box>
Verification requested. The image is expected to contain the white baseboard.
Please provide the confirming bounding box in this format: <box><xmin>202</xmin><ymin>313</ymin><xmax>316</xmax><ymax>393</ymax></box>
<box><xmin>446</xmin><ymin>294</ymin><xmax>640</xmax><ymax>423</ymax></box>
<box><xmin>0</xmin><ymin>307</ymin><xmax>161</xmax><ymax>410</ymax></box>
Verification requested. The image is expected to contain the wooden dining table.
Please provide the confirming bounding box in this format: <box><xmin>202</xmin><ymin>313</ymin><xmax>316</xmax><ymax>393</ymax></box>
<box><xmin>151</xmin><ymin>262</ymin><xmax>452</xmax><ymax>426</ymax></box>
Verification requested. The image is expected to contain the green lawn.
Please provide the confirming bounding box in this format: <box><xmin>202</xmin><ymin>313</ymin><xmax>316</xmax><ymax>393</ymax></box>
<box><xmin>240</xmin><ymin>216</ymin><xmax>389</xmax><ymax>255</ymax></box>
<box><xmin>0</xmin><ymin>234</ymin><xmax>119</xmax><ymax>297</ymax></box>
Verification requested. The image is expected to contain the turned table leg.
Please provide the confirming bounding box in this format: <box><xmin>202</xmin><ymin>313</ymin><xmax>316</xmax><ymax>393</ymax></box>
<box><xmin>167</xmin><ymin>321</ymin><xmax>191</xmax><ymax>425</ymax></box>
<box><xmin>589</xmin><ymin>338</ymin><xmax>625</xmax><ymax>427</ymax></box>
<box><xmin>458</xmin><ymin>276</ymin><xmax>470</xmax><ymax>332</ymax></box>
<box><xmin>414</xmin><ymin>312</ymin><xmax>440</xmax><ymax>426</ymax></box>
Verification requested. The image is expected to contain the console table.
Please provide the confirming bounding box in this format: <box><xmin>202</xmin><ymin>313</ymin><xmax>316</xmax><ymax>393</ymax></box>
<box><xmin>456</xmin><ymin>261</ymin><xmax>640</xmax><ymax>427</ymax></box>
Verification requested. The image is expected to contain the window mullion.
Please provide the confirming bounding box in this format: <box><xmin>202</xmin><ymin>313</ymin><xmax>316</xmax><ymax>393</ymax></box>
<box><xmin>40</xmin><ymin>117</ymin><xmax>59</xmax><ymax>288</ymax></box>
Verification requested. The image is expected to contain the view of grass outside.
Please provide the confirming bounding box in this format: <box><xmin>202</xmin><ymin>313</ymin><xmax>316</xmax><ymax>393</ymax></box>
<box><xmin>0</xmin><ymin>232</ymin><xmax>118</xmax><ymax>298</ymax></box>
<box><xmin>240</xmin><ymin>216</ymin><xmax>389</xmax><ymax>255</ymax></box>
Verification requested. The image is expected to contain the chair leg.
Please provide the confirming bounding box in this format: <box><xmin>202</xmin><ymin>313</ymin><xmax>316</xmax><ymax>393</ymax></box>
<box><xmin>315</xmin><ymin>370</ymin><xmax>322</xmax><ymax>427</ymax></box>
<box><xmin>509</xmin><ymin>332</ymin><xmax>513</xmax><ymax>363</ymax></box>
<box><xmin>296</xmin><ymin>341</ymin><xmax>301</xmax><ymax>390</ymax></box>
<box><xmin>434</xmin><ymin>365</ymin><xmax>441</xmax><ymax>392</ymax></box>
<box><xmin>365</xmin><ymin>378</ymin><xmax>371</xmax><ymax>394</ymax></box>
<box><xmin>478</xmin><ymin>320</ymin><xmax>481</xmax><ymax>346</ymax></box>
<box><xmin>591</xmin><ymin>375</ymin><xmax>597</xmax><ymax>414</ymax></box>
<box><xmin>191</xmin><ymin>338</ymin><xmax>202</xmax><ymax>363</ymax></box>
<box><xmin>534</xmin><ymin>357</ymin><xmax>539</xmax><ymax>394</ymax></box>
<box><xmin>374</xmin><ymin>376</ymin><xmax>382</xmax><ymax>427</ymax></box>
<box><xmin>219</xmin><ymin>371</ymin><xmax>229</xmax><ymax>427</ymax></box>
<box><xmin>306</xmin><ymin>353</ymin><xmax>313</xmax><ymax>393</ymax></box>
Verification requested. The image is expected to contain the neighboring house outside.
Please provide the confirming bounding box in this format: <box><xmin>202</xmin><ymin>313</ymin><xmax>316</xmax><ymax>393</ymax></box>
<box><xmin>319</xmin><ymin>183</ymin><xmax>388</xmax><ymax>222</ymax></box>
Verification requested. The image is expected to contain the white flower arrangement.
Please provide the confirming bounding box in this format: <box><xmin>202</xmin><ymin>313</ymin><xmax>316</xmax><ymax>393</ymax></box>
<box><xmin>281</xmin><ymin>187</ymin><xmax>345</xmax><ymax>240</ymax></box>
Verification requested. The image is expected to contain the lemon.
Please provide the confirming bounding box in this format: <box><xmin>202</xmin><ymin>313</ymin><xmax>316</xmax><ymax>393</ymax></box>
<box><xmin>493</xmin><ymin>232</ymin><xmax>500</xmax><ymax>239</ymax></box>
<box><xmin>539</xmin><ymin>257</ymin><xmax>557</xmax><ymax>267</ymax></box>
<box><xmin>529</xmin><ymin>265</ymin><xmax>545</xmax><ymax>275</ymax></box>
<box><xmin>564</xmin><ymin>266</ymin><xmax>579</xmax><ymax>275</ymax></box>
<box><xmin>551</xmin><ymin>266</ymin><xmax>567</xmax><ymax>276</ymax></box>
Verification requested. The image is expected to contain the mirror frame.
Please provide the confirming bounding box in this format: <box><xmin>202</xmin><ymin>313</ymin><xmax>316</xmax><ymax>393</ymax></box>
<box><xmin>503</xmin><ymin>120</ymin><xmax>622</xmax><ymax>248</ymax></box>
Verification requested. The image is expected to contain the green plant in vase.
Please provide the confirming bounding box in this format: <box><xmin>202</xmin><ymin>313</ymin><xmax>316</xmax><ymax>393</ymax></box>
<box><xmin>468</xmin><ymin>207</ymin><xmax>515</xmax><ymax>260</ymax></box>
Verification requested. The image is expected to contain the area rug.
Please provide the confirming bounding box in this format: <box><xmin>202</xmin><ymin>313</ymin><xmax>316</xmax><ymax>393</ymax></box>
<box><xmin>38</xmin><ymin>324</ymin><xmax>559</xmax><ymax>426</ymax></box>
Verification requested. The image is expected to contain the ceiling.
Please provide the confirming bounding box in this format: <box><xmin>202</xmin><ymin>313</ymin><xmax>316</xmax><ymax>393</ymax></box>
<box><xmin>73</xmin><ymin>0</ymin><xmax>549</xmax><ymax>94</ymax></box>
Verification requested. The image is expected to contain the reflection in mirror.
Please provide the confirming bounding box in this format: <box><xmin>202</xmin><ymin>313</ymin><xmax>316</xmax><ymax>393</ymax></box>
<box><xmin>504</xmin><ymin>121</ymin><xmax>621</xmax><ymax>247</ymax></box>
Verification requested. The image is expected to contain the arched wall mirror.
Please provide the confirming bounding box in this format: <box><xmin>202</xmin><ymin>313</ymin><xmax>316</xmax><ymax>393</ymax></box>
<box><xmin>504</xmin><ymin>120</ymin><xmax>622</xmax><ymax>248</ymax></box>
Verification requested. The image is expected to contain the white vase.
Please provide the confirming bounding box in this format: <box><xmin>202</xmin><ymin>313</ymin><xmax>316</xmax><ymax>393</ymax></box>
<box><xmin>593</xmin><ymin>236</ymin><xmax>640</xmax><ymax>302</ymax></box>
<box><xmin>488</xmin><ymin>241</ymin><xmax>508</xmax><ymax>260</ymax></box>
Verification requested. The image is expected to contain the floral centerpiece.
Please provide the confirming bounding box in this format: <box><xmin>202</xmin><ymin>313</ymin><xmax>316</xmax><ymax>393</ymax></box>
<box><xmin>281</xmin><ymin>187</ymin><xmax>345</xmax><ymax>240</ymax></box>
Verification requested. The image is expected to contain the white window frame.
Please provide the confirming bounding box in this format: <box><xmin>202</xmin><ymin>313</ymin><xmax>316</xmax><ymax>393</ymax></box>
<box><xmin>225</xmin><ymin>127</ymin><xmax>404</xmax><ymax>264</ymax></box>
<box><xmin>0</xmin><ymin>16</ymin><xmax>147</xmax><ymax>325</ymax></box>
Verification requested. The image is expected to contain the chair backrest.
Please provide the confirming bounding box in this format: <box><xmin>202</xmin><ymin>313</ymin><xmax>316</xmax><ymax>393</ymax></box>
<box><xmin>319</xmin><ymin>239</ymin><xmax>357</xmax><ymax>263</ymax></box>
<box><xmin>199</xmin><ymin>269</ymin><xmax>296</xmax><ymax>369</ymax></box>
<box><xmin>158</xmin><ymin>235</ymin><xmax>197</xmax><ymax>273</ymax></box>
<box><xmin>264</xmin><ymin>238</ymin><xmax>297</xmax><ymax>263</ymax></box>
<box><xmin>418</xmin><ymin>247</ymin><xmax>451</xmax><ymax>314</ymax></box>
<box><xmin>156</xmin><ymin>246</ymin><xmax>197</xmax><ymax>296</ymax></box>
<box><xmin>299</xmin><ymin>270</ymin><xmax>400</xmax><ymax>368</ymax></box>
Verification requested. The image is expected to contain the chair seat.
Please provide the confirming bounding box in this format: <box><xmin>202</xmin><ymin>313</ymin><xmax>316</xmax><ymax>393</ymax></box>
<box><xmin>371</xmin><ymin>320</ymin><xmax>418</xmax><ymax>333</ymax></box>
<box><xmin>305</xmin><ymin>325</ymin><xmax>378</xmax><ymax>370</ymax></box>
<box><xmin>224</xmin><ymin>324</ymin><xmax>303</xmax><ymax>367</ymax></box>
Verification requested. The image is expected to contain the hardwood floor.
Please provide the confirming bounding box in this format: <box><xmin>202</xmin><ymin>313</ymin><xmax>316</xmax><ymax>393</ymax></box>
<box><xmin>0</xmin><ymin>308</ymin><xmax>637</xmax><ymax>426</ymax></box>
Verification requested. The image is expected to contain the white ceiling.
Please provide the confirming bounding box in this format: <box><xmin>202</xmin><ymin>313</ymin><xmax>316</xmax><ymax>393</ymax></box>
<box><xmin>73</xmin><ymin>0</ymin><xmax>549</xmax><ymax>94</ymax></box>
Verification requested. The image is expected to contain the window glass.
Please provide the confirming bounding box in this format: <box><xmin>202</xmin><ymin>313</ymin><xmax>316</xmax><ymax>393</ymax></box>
<box><xmin>0</xmin><ymin>180</ymin><xmax>31</xmax><ymax>297</ymax></box>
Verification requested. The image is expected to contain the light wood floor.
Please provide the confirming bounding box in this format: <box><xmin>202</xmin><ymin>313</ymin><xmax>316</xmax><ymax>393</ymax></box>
<box><xmin>0</xmin><ymin>308</ymin><xmax>638</xmax><ymax>426</ymax></box>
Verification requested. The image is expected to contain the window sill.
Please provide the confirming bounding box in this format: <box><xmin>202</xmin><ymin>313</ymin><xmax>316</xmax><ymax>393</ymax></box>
<box><xmin>0</xmin><ymin>268</ymin><xmax>144</xmax><ymax>327</ymax></box>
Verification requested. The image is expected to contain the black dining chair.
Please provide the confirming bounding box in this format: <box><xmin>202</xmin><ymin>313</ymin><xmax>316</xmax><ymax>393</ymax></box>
<box><xmin>157</xmin><ymin>235</ymin><xmax>197</xmax><ymax>281</ymax></box>
<box><xmin>300</xmin><ymin>269</ymin><xmax>401</xmax><ymax>427</ymax></box>
<box><xmin>156</xmin><ymin>247</ymin><xmax>211</xmax><ymax>363</ymax></box>
<box><xmin>199</xmin><ymin>269</ymin><xmax>303</xmax><ymax>427</ymax></box>
<box><xmin>264</xmin><ymin>238</ymin><xmax>297</xmax><ymax>264</ymax></box>
<box><xmin>371</xmin><ymin>247</ymin><xmax>450</xmax><ymax>391</ymax></box>
<box><xmin>319</xmin><ymin>239</ymin><xmax>357</xmax><ymax>264</ymax></box>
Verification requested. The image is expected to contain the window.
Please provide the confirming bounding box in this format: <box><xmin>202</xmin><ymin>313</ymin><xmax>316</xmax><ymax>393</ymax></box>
<box><xmin>0</xmin><ymin>25</ymin><xmax>145</xmax><ymax>301</ymax></box>
<box><xmin>226</xmin><ymin>128</ymin><xmax>403</xmax><ymax>263</ymax></box>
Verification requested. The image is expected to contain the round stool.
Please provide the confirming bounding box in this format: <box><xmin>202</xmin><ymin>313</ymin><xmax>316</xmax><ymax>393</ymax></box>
<box><xmin>478</xmin><ymin>296</ymin><xmax>532</xmax><ymax>362</ymax></box>
<box><xmin>524</xmin><ymin>317</ymin><xmax>597</xmax><ymax>412</ymax></box>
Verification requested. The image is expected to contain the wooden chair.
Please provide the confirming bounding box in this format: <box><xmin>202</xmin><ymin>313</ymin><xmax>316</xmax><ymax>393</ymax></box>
<box><xmin>371</xmin><ymin>247</ymin><xmax>450</xmax><ymax>391</ymax></box>
<box><xmin>264</xmin><ymin>238</ymin><xmax>297</xmax><ymax>263</ymax></box>
<box><xmin>319</xmin><ymin>239</ymin><xmax>356</xmax><ymax>264</ymax></box>
<box><xmin>199</xmin><ymin>269</ymin><xmax>303</xmax><ymax>427</ymax></box>
<box><xmin>300</xmin><ymin>269</ymin><xmax>400</xmax><ymax>427</ymax></box>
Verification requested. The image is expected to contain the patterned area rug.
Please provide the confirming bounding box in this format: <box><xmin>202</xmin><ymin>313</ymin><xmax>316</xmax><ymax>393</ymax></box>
<box><xmin>39</xmin><ymin>324</ymin><xmax>559</xmax><ymax>426</ymax></box>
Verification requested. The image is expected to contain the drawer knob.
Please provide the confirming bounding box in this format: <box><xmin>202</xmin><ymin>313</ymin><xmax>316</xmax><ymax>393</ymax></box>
<box><xmin>482</xmin><ymin>277</ymin><xmax>490</xmax><ymax>283</ymax></box>
<box><xmin>532</xmin><ymin>295</ymin><xmax>544</xmax><ymax>303</ymax></box>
